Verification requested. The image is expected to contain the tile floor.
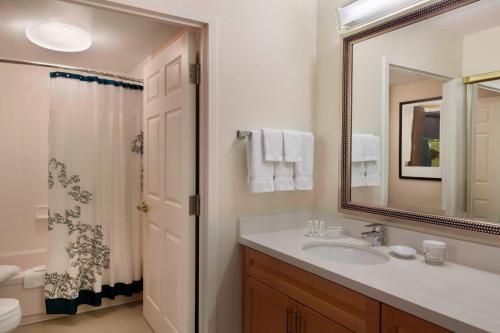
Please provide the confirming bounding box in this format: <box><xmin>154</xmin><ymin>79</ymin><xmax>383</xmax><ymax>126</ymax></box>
<box><xmin>14</xmin><ymin>302</ymin><xmax>153</xmax><ymax>333</ymax></box>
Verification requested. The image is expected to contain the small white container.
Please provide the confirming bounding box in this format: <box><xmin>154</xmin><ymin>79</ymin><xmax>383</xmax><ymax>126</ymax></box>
<box><xmin>422</xmin><ymin>240</ymin><xmax>446</xmax><ymax>265</ymax></box>
<box><xmin>323</xmin><ymin>226</ymin><xmax>343</xmax><ymax>239</ymax></box>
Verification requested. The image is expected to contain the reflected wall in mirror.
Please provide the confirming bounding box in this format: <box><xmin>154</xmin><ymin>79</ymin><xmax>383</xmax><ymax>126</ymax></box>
<box><xmin>346</xmin><ymin>0</ymin><xmax>500</xmax><ymax>231</ymax></box>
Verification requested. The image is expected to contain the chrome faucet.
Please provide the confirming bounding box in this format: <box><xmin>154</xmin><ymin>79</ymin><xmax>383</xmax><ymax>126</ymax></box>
<box><xmin>361</xmin><ymin>224</ymin><xmax>385</xmax><ymax>247</ymax></box>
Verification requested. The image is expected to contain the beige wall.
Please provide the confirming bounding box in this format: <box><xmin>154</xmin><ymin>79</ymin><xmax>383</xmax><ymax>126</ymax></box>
<box><xmin>314</xmin><ymin>0</ymin><xmax>341</xmax><ymax>213</ymax></box>
<box><xmin>463</xmin><ymin>25</ymin><xmax>500</xmax><ymax>76</ymax></box>
<box><xmin>388</xmin><ymin>80</ymin><xmax>443</xmax><ymax>212</ymax></box>
<box><xmin>0</xmin><ymin>64</ymin><xmax>50</xmax><ymax>255</ymax></box>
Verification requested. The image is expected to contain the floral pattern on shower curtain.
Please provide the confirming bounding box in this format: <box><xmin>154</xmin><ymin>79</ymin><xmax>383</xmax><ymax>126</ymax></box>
<box><xmin>45</xmin><ymin>72</ymin><xmax>143</xmax><ymax>315</ymax></box>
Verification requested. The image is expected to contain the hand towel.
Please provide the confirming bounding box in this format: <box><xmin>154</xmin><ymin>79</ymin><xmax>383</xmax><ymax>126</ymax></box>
<box><xmin>274</xmin><ymin>162</ymin><xmax>295</xmax><ymax>191</ymax></box>
<box><xmin>362</xmin><ymin>134</ymin><xmax>380</xmax><ymax>161</ymax></box>
<box><xmin>294</xmin><ymin>132</ymin><xmax>314</xmax><ymax>190</ymax></box>
<box><xmin>24</xmin><ymin>265</ymin><xmax>46</xmax><ymax>289</ymax></box>
<box><xmin>365</xmin><ymin>160</ymin><xmax>381</xmax><ymax>186</ymax></box>
<box><xmin>248</xmin><ymin>129</ymin><xmax>274</xmax><ymax>193</ymax></box>
<box><xmin>283</xmin><ymin>130</ymin><xmax>303</xmax><ymax>162</ymax></box>
<box><xmin>351</xmin><ymin>134</ymin><xmax>364</xmax><ymax>162</ymax></box>
<box><xmin>351</xmin><ymin>162</ymin><xmax>366</xmax><ymax>187</ymax></box>
<box><xmin>262</xmin><ymin>128</ymin><xmax>283</xmax><ymax>162</ymax></box>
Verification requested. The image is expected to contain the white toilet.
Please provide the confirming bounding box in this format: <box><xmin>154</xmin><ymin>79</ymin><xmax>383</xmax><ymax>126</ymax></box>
<box><xmin>0</xmin><ymin>299</ymin><xmax>21</xmax><ymax>333</ymax></box>
<box><xmin>0</xmin><ymin>266</ymin><xmax>22</xmax><ymax>333</ymax></box>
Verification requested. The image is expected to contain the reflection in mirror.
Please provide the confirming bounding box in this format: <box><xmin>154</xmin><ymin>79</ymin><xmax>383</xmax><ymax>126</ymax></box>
<box><xmin>349</xmin><ymin>0</ymin><xmax>500</xmax><ymax>224</ymax></box>
<box><xmin>469</xmin><ymin>80</ymin><xmax>500</xmax><ymax>223</ymax></box>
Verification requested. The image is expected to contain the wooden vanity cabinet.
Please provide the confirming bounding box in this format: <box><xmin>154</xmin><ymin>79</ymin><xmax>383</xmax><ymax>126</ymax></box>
<box><xmin>244</xmin><ymin>275</ymin><xmax>349</xmax><ymax>333</ymax></box>
<box><xmin>244</xmin><ymin>276</ymin><xmax>291</xmax><ymax>333</ymax></box>
<box><xmin>243</xmin><ymin>246</ymin><xmax>453</xmax><ymax>333</ymax></box>
<box><xmin>243</xmin><ymin>246</ymin><xmax>379</xmax><ymax>333</ymax></box>
<box><xmin>381</xmin><ymin>305</ymin><xmax>452</xmax><ymax>333</ymax></box>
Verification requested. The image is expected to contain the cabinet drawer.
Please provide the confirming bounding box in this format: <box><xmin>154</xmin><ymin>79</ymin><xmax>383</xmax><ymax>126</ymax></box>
<box><xmin>244</xmin><ymin>247</ymin><xmax>380</xmax><ymax>333</ymax></box>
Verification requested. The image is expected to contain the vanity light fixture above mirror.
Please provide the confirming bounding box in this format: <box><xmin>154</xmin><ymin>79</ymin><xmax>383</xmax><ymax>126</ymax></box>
<box><xmin>336</xmin><ymin>0</ymin><xmax>431</xmax><ymax>31</ymax></box>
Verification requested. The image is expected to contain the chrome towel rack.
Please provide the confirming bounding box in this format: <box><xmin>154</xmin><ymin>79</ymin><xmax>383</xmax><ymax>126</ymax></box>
<box><xmin>236</xmin><ymin>130</ymin><xmax>252</xmax><ymax>140</ymax></box>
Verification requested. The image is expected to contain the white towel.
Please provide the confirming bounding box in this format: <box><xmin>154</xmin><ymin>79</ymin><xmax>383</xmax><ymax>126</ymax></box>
<box><xmin>283</xmin><ymin>130</ymin><xmax>303</xmax><ymax>162</ymax></box>
<box><xmin>24</xmin><ymin>265</ymin><xmax>46</xmax><ymax>289</ymax></box>
<box><xmin>351</xmin><ymin>162</ymin><xmax>366</xmax><ymax>187</ymax></box>
<box><xmin>362</xmin><ymin>134</ymin><xmax>380</xmax><ymax>161</ymax></box>
<box><xmin>274</xmin><ymin>162</ymin><xmax>295</xmax><ymax>191</ymax></box>
<box><xmin>351</xmin><ymin>134</ymin><xmax>364</xmax><ymax>162</ymax></box>
<box><xmin>294</xmin><ymin>132</ymin><xmax>314</xmax><ymax>190</ymax></box>
<box><xmin>365</xmin><ymin>161</ymin><xmax>381</xmax><ymax>186</ymax></box>
<box><xmin>363</xmin><ymin>134</ymin><xmax>380</xmax><ymax>186</ymax></box>
<box><xmin>0</xmin><ymin>265</ymin><xmax>20</xmax><ymax>283</ymax></box>
<box><xmin>262</xmin><ymin>128</ymin><xmax>283</xmax><ymax>162</ymax></box>
<box><xmin>248</xmin><ymin>129</ymin><xmax>274</xmax><ymax>193</ymax></box>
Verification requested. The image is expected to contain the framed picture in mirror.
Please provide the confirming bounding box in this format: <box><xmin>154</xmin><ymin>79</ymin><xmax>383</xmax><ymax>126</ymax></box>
<box><xmin>399</xmin><ymin>97</ymin><xmax>442</xmax><ymax>181</ymax></box>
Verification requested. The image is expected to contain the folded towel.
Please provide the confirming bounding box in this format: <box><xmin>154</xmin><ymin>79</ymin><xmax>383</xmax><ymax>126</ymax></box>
<box><xmin>262</xmin><ymin>128</ymin><xmax>283</xmax><ymax>162</ymax></box>
<box><xmin>24</xmin><ymin>265</ymin><xmax>46</xmax><ymax>289</ymax></box>
<box><xmin>351</xmin><ymin>134</ymin><xmax>364</xmax><ymax>162</ymax></box>
<box><xmin>294</xmin><ymin>132</ymin><xmax>314</xmax><ymax>190</ymax></box>
<box><xmin>274</xmin><ymin>162</ymin><xmax>295</xmax><ymax>191</ymax></box>
<box><xmin>365</xmin><ymin>160</ymin><xmax>381</xmax><ymax>186</ymax></box>
<box><xmin>283</xmin><ymin>130</ymin><xmax>303</xmax><ymax>162</ymax></box>
<box><xmin>351</xmin><ymin>162</ymin><xmax>366</xmax><ymax>187</ymax></box>
<box><xmin>248</xmin><ymin>129</ymin><xmax>274</xmax><ymax>193</ymax></box>
<box><xmin>0</xmin><ymin>265</ymin><xmax>20</xmax><ymax>283</ymax></box>
<box><xmin>362</xmin><ymin>134</ymin><xmax>380</xmax><ymax>161</ymax></box>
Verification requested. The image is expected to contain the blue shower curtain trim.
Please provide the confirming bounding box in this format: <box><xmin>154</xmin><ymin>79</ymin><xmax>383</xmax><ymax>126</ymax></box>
<box><xmin>45</xmin><ymin>279</ymin><xmax>143</xmax><ymax>315</ymax></box>
<box><xmin>50</xmin><ymin>71</ymin><xmax>143</xmax><ymax>90</ymax></box>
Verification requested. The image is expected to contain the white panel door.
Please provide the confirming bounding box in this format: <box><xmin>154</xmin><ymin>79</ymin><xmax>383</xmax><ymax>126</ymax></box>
<box><xmin>473</xmin><ymin>96</ymin><xmax>500</xmax><ymax>220</ymax></box>
<box><xmin>142</xmin><ymin>31</ymin><xmax>197</xmax><ymax>333</ymax></box>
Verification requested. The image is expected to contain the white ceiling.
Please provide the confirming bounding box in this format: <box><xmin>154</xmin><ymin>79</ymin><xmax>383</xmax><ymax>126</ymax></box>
<box><xmin>0</xmin><ymin>0</ymin><xmax>183</xmax><ymax>75</ymax></box>
<box><xmin>425</xmin><ymin>0</ymin><xmax>500</xmax><ymax>37</ymax></box>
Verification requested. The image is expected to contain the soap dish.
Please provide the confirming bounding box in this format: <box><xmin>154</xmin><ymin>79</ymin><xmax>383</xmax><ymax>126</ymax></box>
<box><xmin>390</xmin><ymin>245</ymin><xmax>417</xmax><ymax>258</ymax></box>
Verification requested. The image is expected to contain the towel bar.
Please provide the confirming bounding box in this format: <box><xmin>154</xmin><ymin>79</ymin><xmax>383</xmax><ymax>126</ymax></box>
<box><xmin>237</xmin><ymin>130</ymin><xmax>252</xmax><ymax>139</ymax></box>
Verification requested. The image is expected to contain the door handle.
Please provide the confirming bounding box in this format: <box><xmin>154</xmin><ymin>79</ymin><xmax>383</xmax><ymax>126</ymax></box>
<box><xmin>136</xmin><ymin>201</ymin><xmax>150</xmax><ymax>213</ymax></box>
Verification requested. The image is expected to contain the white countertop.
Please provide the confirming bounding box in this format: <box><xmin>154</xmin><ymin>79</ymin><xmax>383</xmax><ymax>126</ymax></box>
<box><xmin>239</xmin><ymin>227</ymin><xmax>500</xmax><ymax>333</ymax></box>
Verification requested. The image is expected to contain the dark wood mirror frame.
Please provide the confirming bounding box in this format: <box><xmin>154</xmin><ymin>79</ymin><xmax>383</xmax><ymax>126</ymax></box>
<box><xmin>339</xmin><ymin>0</ymin><xmax>500</xmax><ymax>243</ymax></box>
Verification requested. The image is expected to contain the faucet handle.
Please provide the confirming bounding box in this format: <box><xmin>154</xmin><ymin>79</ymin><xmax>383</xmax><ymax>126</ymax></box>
<box><xmin>364</xmin><ymin>223</ymin><xmax>383</xmax><ymax>232</ymax></box>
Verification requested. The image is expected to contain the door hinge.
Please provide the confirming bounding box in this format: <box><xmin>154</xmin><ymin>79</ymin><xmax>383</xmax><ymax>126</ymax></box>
<box><xmin>189</xmin><ymin>63</ymin><xmax>201</xmax><ymax>85</ymax></box>
<box><xmin>189</xmin><ymin>194</ymin><xmax>201</xmax><ymax>216</ymax></box>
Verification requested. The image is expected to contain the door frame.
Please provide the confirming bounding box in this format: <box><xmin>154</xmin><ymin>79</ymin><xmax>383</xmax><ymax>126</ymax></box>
<box><xmin>68</xmin><ymin>1</ymin><xmax>218</xmax><ymax>332</ymax></box>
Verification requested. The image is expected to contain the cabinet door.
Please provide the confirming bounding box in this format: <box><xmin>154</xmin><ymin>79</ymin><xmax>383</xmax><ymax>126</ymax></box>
<box><xmin>381</xmin><ymin>305</ymin><xmax>452</xmax><ymax>333</ymax></box>
<box><xmin>244</xmin><ymin>275</ymin><xmax>294</xmax><ymax>333</ymax></box>
<box><xmin>297</xmin><ymin>303</ymin><xmax>353</xmax><ymax>333</ymax></box>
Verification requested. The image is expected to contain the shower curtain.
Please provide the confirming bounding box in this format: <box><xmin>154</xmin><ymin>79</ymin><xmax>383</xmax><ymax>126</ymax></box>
<box><xmin>45</xmin><ymin>72</ymin><xmax>143</xmax><ymax>314</ymax></box>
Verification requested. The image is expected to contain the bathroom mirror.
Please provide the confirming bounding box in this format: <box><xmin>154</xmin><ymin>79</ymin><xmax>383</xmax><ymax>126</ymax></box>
<box><xmin>341</xmin><ymin>0</ymin><xmax>500</xmax><ymax>240</ymax></box>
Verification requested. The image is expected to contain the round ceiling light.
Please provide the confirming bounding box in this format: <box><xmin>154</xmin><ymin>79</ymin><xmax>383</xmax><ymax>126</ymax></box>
<box><xmin>25</xmin><ymin>23</ymin><xmax>92</xmax><ymax>52</ymax></box>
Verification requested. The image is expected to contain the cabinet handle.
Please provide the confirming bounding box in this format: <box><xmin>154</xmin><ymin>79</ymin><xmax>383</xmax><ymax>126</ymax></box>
<box><xmin>286</xmin><ymin>308</ymin><xmax>291</xmax><ymax>333</ymax></box>
<box><xmin>295</xmin><ymin>312</ymin><xmax>300</xmax><ymax>333</ymax></box>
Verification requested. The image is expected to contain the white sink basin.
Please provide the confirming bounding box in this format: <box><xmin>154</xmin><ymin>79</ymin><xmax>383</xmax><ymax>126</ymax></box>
<box><xmin>303</xmin><ymin>242</ymin><xmax>390</xmax><ymax>265</ymax></box>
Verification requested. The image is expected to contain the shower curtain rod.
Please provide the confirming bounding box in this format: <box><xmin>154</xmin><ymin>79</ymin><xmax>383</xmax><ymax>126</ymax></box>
<box><xmin>0</xmin><ymin>57</ymin><xmax>143</xmax><ymax>84</ymax></box>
